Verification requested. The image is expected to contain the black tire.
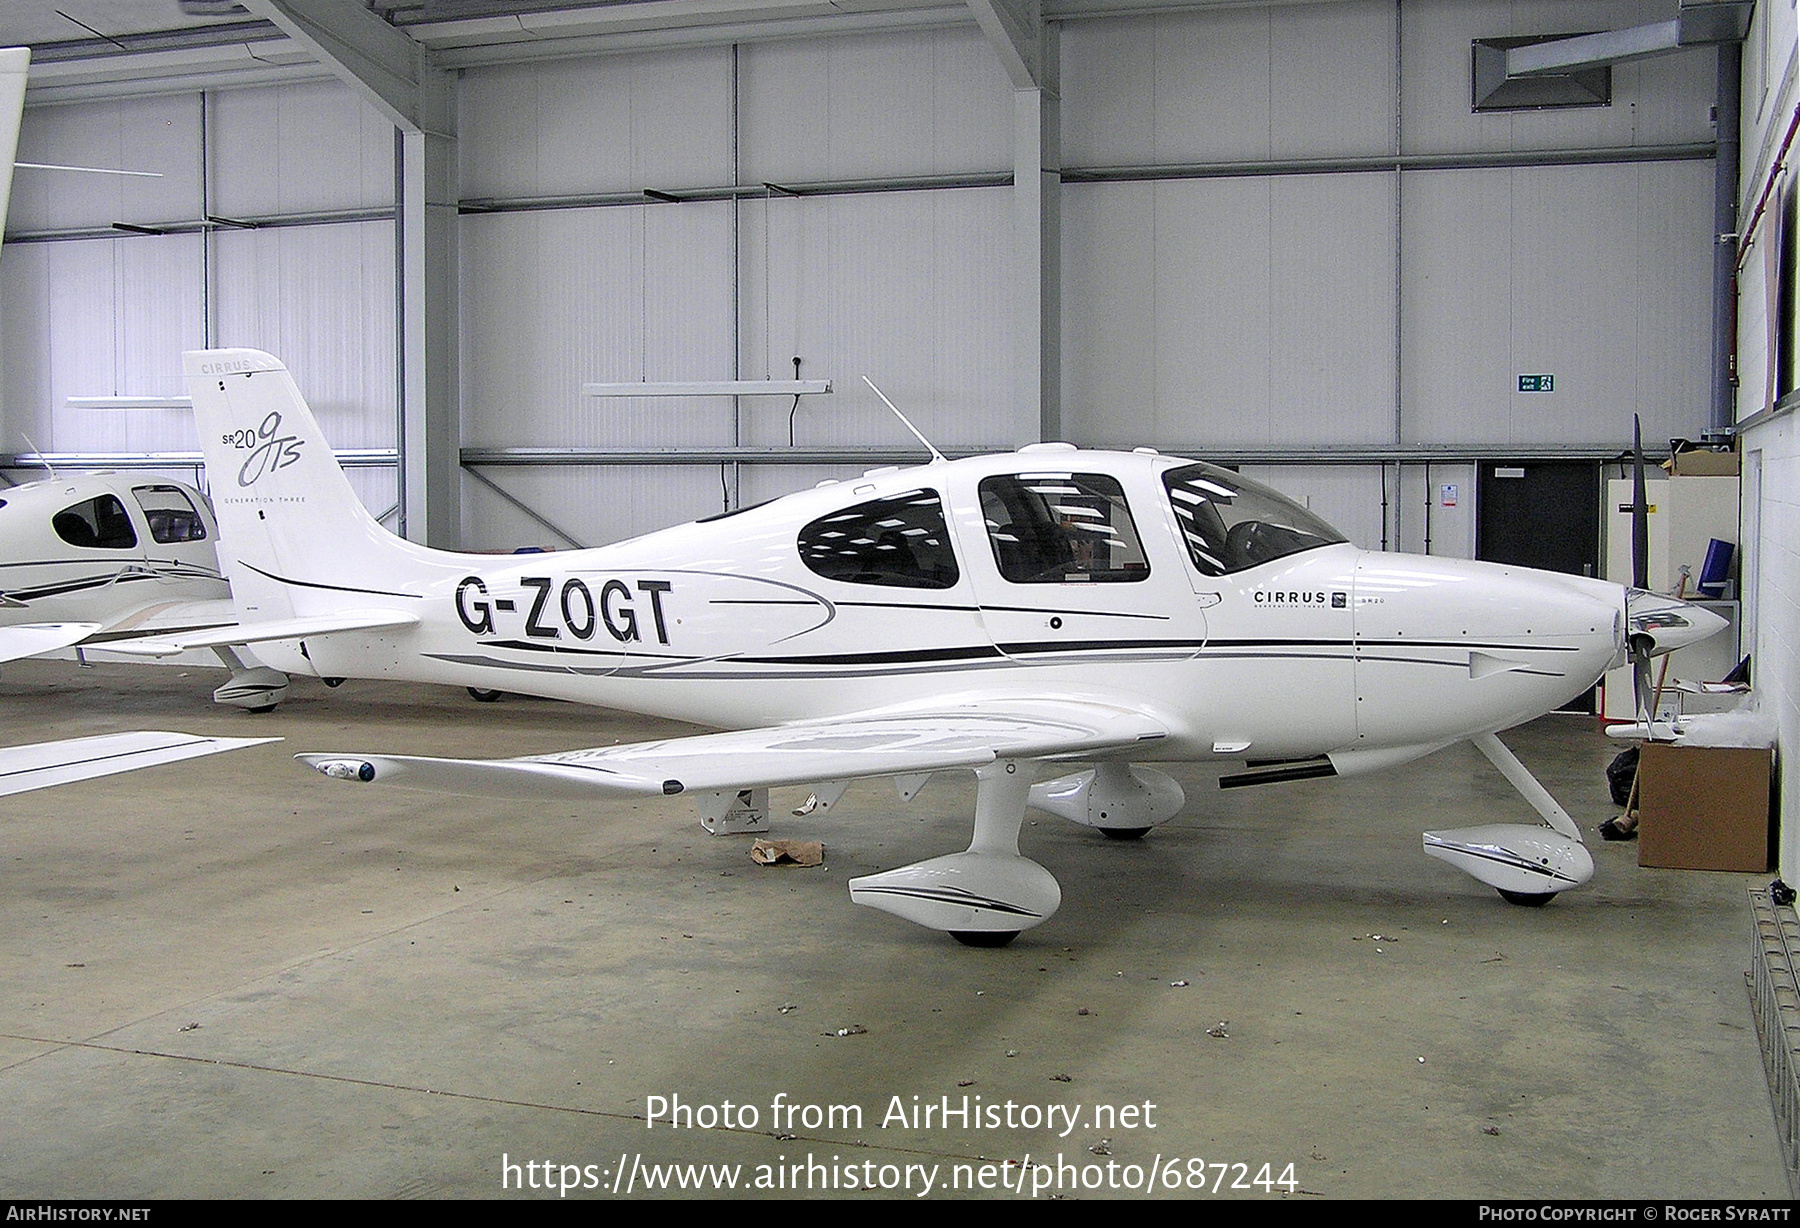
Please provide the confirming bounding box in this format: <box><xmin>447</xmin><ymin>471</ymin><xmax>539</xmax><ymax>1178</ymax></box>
<box><xmin>245</xmin><ymin>703</ymin><xmax>278</xmax><ymax>715</ymax></box>
<box><xmin>1099</xmin><ymin>826</ymin><xmax>1151</xmax><ymax>841</ymax></box>
<box><xmin>467</xmin><ymin>687</ymin><xmax>502</xmax><ymax>703</ymax></box>
<box><xmin>951</xmin><ymin>930</ymin><xmax>1020</xmax><ymax>948</ymax></box>
<box><xmin>322</xmin><ymin>677</ymin><xmax>346</xmax><ymax>688</ymax></box>
<box><xmin>1498</xmin><ymin>889</ymin><xmax>1556</xmax><ymax>907</ymax></box>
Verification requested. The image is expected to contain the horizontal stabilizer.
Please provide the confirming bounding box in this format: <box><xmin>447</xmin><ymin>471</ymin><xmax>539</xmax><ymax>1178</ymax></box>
<box><xmin>0</xmin><ymin>731</ymin><xmax>279</xmax><ymax>797</ymax></box>
<box><xmin>0</xmin><ymin>622</ymin><xmax>103</xmax><ymax>664</ymax></box>
<box><xmin>105</xmin><ymin>610</ymin><xmax>419</xmax><ymax>657</ymax></box>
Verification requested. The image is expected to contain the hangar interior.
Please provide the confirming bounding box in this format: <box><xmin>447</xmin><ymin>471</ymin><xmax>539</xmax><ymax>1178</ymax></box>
<box><xmin>1</xmin><ymin>0</ymin><xmax>1797</xmax><ymax>1200</ymax></box>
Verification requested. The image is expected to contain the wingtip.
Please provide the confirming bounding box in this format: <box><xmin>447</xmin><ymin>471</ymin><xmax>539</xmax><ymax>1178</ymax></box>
<box><xmin>298</xmin><ymin>754</ymin><xmax>376</xmax><ymax>782</ymax></box>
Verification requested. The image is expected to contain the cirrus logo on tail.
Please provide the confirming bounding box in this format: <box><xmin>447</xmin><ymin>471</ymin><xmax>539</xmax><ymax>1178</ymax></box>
<box><xmin>225</xmin><ymin>411</ymin><xmax>306</xmax><ymax>487</ymax></box>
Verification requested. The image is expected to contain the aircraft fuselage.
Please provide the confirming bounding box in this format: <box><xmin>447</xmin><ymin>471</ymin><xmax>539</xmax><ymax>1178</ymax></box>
<box><xmin>0</xmin><ymin>473</ymin><xmax>227</xmax><ymax>628</ymax></box>
<box><xmin>237</xmin><ymin>445</ymin><xmax>1631</xmax><ymax>766</ymax></box>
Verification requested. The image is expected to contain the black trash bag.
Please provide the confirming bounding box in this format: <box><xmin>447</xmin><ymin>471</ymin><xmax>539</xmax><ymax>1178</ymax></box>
<box><xmin>1606</xmin><ymin>746</ymin><xmax>1640</xmax><ymax>807</ymax></box>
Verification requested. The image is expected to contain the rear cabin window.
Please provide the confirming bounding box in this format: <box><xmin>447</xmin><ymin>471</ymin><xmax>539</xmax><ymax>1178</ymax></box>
<box><xmin>133</xmin><ymin>485</ymin><xmax>208</xmax><ymax>544</ymax></box>
<box><xmin>797</xmin><ymin>489</ymin><xmax>959</xmax><ymax>589</ymax></box>
<box><xmin>980</xmin><ymin>472</ymin><xmax>1150</xmax><ymax>583</ymax></box>
<box><xmin>53</xmin><ymin>494</ymin><xmax>138</xmax><ymax>550</ymax></box>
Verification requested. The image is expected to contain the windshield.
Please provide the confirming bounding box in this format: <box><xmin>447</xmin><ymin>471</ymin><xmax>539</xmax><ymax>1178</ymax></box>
<box><xmin>1162</xmin><ymin>463</ymin><xmax>1346</xmax><ymax>576</ymax></box>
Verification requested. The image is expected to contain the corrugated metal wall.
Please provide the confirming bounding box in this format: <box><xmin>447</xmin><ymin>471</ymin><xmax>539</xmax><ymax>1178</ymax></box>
<box><xmin>1059</xmin><ymin>0</ymin><xmax>1715</xmax><ymax>557</ymax></box>
<box><xmin>1</xmin><ymin>0</ymin><xmax>1721</xmax><ymax>562</ymax></box>
<box><xmin>1062</xmin><ymin>173</ymin><xmax>1400</xmax><ymax>448</ymax></box>
<box><xmin>1</xmin><ymin>79</ymin><xmax>398</xmax><ymax>524</ymax></box>
<box><xmin>454</xmin><ymin>28</ymin><xmax>1018</xmax><ymax>545</ymax></box>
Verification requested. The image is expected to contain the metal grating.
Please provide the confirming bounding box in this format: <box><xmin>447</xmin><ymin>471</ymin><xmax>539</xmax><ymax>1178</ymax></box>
<box><xmin>1748</xmin><ymin>886</ymin><xmax>1800</xmax><ymax>1197</ymax></box>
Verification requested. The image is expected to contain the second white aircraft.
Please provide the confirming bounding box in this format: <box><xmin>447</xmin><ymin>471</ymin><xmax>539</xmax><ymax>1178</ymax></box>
<box><xmin>124</xmin><ymin>349</ymin><xmax>1725</xmax><ymax>944</ymax></box>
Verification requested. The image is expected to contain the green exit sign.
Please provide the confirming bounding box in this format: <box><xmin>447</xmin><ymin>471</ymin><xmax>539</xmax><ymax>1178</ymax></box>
<box><xmin>1518</xmin><ymin>374</ymin><xmax>1555</xmax><ymax>392</ymax></box>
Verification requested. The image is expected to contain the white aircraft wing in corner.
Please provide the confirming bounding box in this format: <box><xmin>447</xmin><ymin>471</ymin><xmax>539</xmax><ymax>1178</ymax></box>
<box><xmin>0</xmin><ymin>730</ymin><xmax>278</xmax><ymax>797</ymax></box>
<box><xmin>300</xmin><ymin>697</ymin><xmax>1170</xmax><ymax>800</ymax></box>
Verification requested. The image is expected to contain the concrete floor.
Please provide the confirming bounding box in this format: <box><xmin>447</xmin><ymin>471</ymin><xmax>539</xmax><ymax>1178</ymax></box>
<box><xmin>0</xmin><ymin>658</ymin><xmax>1786</xmax><ymax>1200</ymax></box>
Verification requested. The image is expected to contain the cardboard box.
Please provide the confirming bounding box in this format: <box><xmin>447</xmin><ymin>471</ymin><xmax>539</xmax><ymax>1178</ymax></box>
<box><xmin>1668</xmin><ymin>448</ymin><xmax>1740</xmax><ymax>477</ymax></box>
<box><xmin>1636</xmin><ymin>742</ymin><xmax>1772</xmax><ymax>872</ymax></box>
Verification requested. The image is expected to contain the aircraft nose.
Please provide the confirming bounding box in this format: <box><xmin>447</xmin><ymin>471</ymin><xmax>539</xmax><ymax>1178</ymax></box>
<box><xmin>1625</xmin><ymin>589</ymin><xmax>1729</xmax><ymax>657</ymax></box>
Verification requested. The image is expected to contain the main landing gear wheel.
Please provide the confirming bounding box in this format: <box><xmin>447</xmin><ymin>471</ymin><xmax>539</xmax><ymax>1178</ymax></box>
<box><xmin>1498</xmin><ymin>889</ymin><xmax>1556</xmax><ymax>907</ymax></box>
<box><xmin>323</xmin><ymin>676</ymin><xmax>346</xmax><ymax>688</ymax></box>
<box><xmin>951</xmin><ymin>930</ymin><xmax>1020</xmax><ymax>948</ymax></box>
<box><xmin>467</xmin><ymin>687</ymin><xmax>502</xmax><ymax>702</ymax></box>
<box><xmin>1099</xmin><ymin>826</ymin><xmax>1151</xmax><ymax>841</ymax></box>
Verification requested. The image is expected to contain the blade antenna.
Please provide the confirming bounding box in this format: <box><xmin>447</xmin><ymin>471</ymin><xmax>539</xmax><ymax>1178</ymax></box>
<box><xmin>19</xmin><ymin>432</ymin><xmax>55</xmax><ymax>479</ymax></box>
<box><xmin>862</xmin><ymin>376</ymin><xmax>946</xmax><ymax>464</ymax></box>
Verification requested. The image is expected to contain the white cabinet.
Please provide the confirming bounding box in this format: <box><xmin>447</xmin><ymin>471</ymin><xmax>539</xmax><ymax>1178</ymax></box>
<box><xmin>1603</xmin><ymin>475</ymin><xmax>1739</xmax><ymax>595</ymax></box>
<box><xmin>1599</xmin><ymin>473</ymin><xmax>1742</xmax><ymax>720</ymax></box>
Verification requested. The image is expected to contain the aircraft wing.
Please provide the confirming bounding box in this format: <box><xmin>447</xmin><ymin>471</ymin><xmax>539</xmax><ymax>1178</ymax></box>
<box><xmin>0</xmin><ymin>730</ymin><xmax>279</xmax><ymax>796</ymax></box>
<box><xmin>299</xmin><ymin>697</ymin><xmax>1171</xmax><ymax>800</ymax></box>
<box><xmin>104</xmin><ymin>609</ymin><xmax>421</xmax><ymax>657</ymax></box>
<box><xmin>0</xmin><ymin>622</ymin><xmax>104</xmax><ymax>664</ymax></box>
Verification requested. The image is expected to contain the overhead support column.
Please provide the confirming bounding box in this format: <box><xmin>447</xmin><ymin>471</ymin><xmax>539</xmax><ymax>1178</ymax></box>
<box><xmin>1712</xmin><ymin>40</ymin><xmax>1741</xmax><ymax>434</ymax></box>
<box><xmin>241</xmin><ymin>0</ymin><xmax>460</xmax><ymax>549</ymax></box>
<box><xmin>399</xmin><ymin>110</ymin><xmax>460</xmax><ymax>550</ymax></box>
<box><xmin>968</xmin><ymin>0</ymin><xmax>1060</xmax><ymax>443</ymax></box>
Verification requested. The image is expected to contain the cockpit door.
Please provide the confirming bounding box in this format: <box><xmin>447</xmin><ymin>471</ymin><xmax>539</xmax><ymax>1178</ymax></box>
<box><xmin>950</xmin><ymin>461</ymin><xmax>1206</xmax><ymax>666</ymax></box>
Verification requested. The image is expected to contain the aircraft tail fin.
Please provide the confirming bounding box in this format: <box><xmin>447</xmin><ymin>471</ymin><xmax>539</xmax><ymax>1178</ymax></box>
<box><xmin>182</xmin><ymin>349</ymin><xmax>444</xmax><ymax>622</ymax></box>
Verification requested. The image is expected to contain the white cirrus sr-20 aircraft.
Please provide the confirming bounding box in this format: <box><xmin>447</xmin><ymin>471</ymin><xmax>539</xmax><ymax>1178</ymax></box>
<box><xmin>0</xmin><ymin>471</ymin><xmax>297</xmax><ymax>711</ymax></box>
<box><xmin>0</xmin><ymin>472</ymin><xmax>227</xmax><ymax>655</ymax></box>
<box><xmin>120</xmin><ymin>348</ymin><xmax>1724</xmax><ymax>945</ymax></box>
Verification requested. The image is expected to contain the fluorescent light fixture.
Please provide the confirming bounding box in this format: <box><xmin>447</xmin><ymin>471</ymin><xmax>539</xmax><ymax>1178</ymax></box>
<box><xmin>67</xmin><ymin>396</ymin><xmax>193</xmax><ymax>411</ymax></box>
<box><xmin>15</xmin><ymin>161</ymin><xmax>162</xmax><ymax>178</ymax></box>
<box><xmin>583</xmin><ymin>380</ymin><xmax>832</xmax><ymax>397</ymax></box>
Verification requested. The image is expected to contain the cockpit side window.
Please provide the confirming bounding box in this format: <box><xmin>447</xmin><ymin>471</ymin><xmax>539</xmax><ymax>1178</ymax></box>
<box><xmin>797</xmin><ymin>489</ymin><xmax>959</xmax><ymax>589</ymax></box>
<box><xmin>1162</xmin><ymin>463</ymin><xmax>1346</xmax><ymax>576</ymax></box>
<box><xmin>980</xmin><ymin>472</ymin><xmax>1150</xmax><ymax>583</ymax></box>
<box><xmin>53</xmin><ymin>494</ymin><xmax>138</xmax><ymax>551</ymax></box>
<box><xmin>133</xmin><ymin>485</ymin><xmax>208</xmax><ymax>544</ymax></box>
